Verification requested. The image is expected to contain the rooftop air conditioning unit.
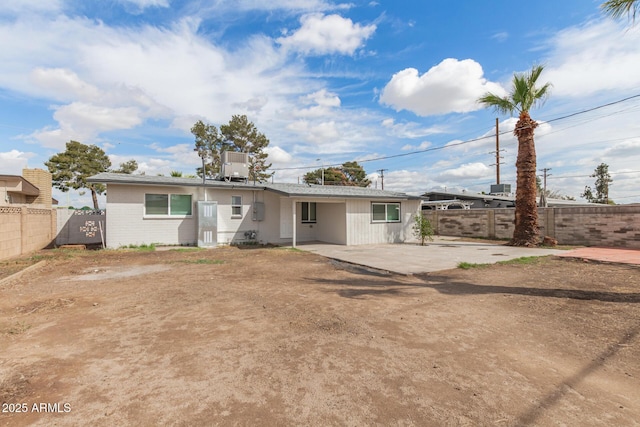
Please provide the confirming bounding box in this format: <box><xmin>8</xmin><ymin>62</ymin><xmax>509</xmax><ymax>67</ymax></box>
<box><xmin>221</xmin><ymin>151</ymin><xmax>249</xmax><ymax>182</ymax></box>
<box><xmin>490</xmin><ymin>184</ymin><xmax>511</xmax><ymax>195</ymax></box>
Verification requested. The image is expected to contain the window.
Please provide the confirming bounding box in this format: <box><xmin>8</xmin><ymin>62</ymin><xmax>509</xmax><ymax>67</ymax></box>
<box><xmin>144</xmin><ymin>194</ymin><xmax>192</xmax><ymax>216</ymax></box>
<box><xmin>301</xmin><ymin>202</ymin><xmax>316</xmax><ymax>223</ymax></box>
<box><xmin>372</xmin><ymin>202</ymin><xmax>400</xmax><ymax>223</ymax></box>
<box><xmin>231</xmin><ymin>196</ymin><xmax>242</xmax><ymax>217</ymax></box>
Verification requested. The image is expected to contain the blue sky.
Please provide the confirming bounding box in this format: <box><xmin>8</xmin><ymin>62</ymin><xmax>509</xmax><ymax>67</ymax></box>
<box><xmin>1</xmin><ymin>0</ymin><xmax>640</xmax><ymax>207</ymax></box>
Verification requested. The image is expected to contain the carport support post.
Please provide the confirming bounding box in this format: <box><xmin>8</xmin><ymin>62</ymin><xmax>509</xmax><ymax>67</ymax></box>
<box><xmin>292</xmin><ymin>199</ymin><xmax>297</xmax><ymax>248</ymax></box>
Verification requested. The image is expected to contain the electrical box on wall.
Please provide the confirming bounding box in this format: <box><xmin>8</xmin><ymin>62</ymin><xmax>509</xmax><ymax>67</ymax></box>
<box><xmin>252</xmin><ymin>202</ymin><xmax>265</xmax><ymax>221</ymax></box>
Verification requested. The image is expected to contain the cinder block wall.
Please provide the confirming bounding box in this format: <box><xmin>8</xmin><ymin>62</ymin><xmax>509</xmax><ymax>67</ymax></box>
<box><xmin>0</xmin><ymin>207</ymin><xmax>22</xmax><ymax>259</ymax></box>
<box><xmin>22</xmin><ymin>168</ymin><xmax>53</xmax><ymax>208</ymax></box>
<box><xmin>0</xmin><ymin>206</ymin><xmax>56</xmax><ymax>260</ymax></box>
<box><xmin>423</xmin><ymin>206</ymin><xmax>640</xmax><ymax>248</ymax></box>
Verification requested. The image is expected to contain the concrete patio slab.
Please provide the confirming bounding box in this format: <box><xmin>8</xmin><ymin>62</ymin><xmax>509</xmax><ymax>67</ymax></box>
<box><xmin>298</xmin><ymin>236</ymin><xmax>564</xmax><ymax>275</ymax></box>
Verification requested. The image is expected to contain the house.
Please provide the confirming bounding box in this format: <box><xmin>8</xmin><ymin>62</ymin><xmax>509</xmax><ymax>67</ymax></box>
<box><xmin>87</xmin><ymin>172</ymin><xmax>422</xmax><ymax>248</ymax></box>
<box><xmin>0</xmin><ymin>168</ymin><xmax>55</xmax><ymax>208</ymax></box>
<box><xmin>422</xmin><ymin>189</ymin><xmax>598</xmax><ymax>210</ymax></box>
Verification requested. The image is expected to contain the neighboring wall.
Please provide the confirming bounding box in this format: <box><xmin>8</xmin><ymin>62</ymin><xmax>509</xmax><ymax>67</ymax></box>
<box><xmin>423</xmin><ymin>205</ymin><xmax>640</xmax><ymax>248</ymax></box>
<box><xmin>22</xmin><ymin>168</ymin><xmax>52</xmax><ymax>207</ymax></box>
<box><xmin>0</xmin><ymin>206</ymin><xmax>56</xmax><ymax>260</ymax></box>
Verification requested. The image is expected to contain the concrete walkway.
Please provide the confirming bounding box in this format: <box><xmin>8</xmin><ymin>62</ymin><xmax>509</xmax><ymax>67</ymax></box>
<box><xmin>298</xmin><ymin>237</ymin><xmax>564</xmax><ymax>275</ymax></box>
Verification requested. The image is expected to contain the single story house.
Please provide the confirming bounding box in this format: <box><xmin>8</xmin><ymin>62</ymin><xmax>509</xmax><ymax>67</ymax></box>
<box><xmin>88</xmin><ymin>173</ymin><xmax>422</xmax><ymax>248</ymax></box>
<box><xmin>422</xmin><ymin>190</ymin><xmax>599</xmax><ymax>210</ymax></box>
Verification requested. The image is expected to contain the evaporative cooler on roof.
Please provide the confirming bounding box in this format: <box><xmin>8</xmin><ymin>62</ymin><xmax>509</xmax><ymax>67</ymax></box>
<box><xmin>221</xmin><ymin>151</ymin><xmax>249</xmax><ymax>181</ymax></box>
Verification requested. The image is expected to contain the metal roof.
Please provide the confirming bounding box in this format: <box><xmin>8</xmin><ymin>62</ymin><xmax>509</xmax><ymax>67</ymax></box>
<box><xmin>88</xmin><ymin>173</ymin><xmax>419</xmax><ymax>200</ymax></box>
<box><xmin>422</xmin><ymin>190</ymin><xmax>604</xmax><ymax>207</ymax></box>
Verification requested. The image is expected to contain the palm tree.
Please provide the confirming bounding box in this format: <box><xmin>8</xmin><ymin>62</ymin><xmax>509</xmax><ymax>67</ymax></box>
<box><xmin>601</xmin><ymin>0</ymin><xmax>639</xmax><ymax>21</ymax></box>
<box><xmin>478</xmin><ymin>65</ymin><xmax>552</xmax><ymax>247</ymax></box>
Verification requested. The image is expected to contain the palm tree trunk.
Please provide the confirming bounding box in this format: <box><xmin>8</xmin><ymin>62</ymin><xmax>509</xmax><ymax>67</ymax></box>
<box><xmin>511</xmin><ymin>111</ymin><xmax>539</xmax><ymax>246</ymax></box>
<box><xmin>91</xmin><ymin>187</ymin><xmax>99</xmax><ymax>210</ymax></box>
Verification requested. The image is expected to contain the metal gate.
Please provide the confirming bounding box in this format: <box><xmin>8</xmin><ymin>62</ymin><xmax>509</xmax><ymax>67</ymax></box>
<box><xmin>197</xmin><ymin>201</ymin><xmax>218</xmax><ymax>247</ymax></box>
<box><xmin>56</xmin><ymin>209</ymin><xmax>106</xmax><ymax>246</ymax></box>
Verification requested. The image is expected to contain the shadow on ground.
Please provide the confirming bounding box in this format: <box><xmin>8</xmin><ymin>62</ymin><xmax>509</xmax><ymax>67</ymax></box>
<box><xmin>313</xmin><ymin>263</ymin><xmax>640</xmax><ymax>303</ymax></box>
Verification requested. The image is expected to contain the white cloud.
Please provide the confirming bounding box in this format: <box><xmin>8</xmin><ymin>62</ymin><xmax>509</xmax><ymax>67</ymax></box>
<box><xmin>377</xmin><ymin>169</ymin><xmax>428</xmax><ymax>194</ymax></box>
<box><xmin>379</xmin><ymin>58</ymin><xmax>506</xmax><ymax>116</ymax></box>
<box><xmin>119</xmin><ymin>0</ymin><xmax>170</xmax><ymax>9</ymax></box>
<box><xmin>0</xmin><ymin>13</ymin><xmax>314</xmax><ymax>150</ymax></box>
<box><xmin>0</xmin><ymin>0</ymin><xmax>62</xmax><ymax>15</ymax></box>
<box><xmin>30</xmin><ymin>103</ymin><xmax>143</xmax><ymax>149</ymax></box>
<box><xmin>544</xmin><ymin>20</ymin><xmax>640</xmax><ymax>97</ymax></box>
<box><xmin>436</xmin><ymin>162</ymin><xmax>493</xmax><ymax>181</ymax></box>
<box><xmin>382</xmin><ymin>117</ymin><xmax>446</xmax><ymax>139</ymax></box>
<box><xmin>29</xmin><ymin>68</ymin><xmax>102</xmax><ymax>102</ymax></box>
<box><xmin>278</xmin><ymin>14</ymin><xmax>376</xmax><ymax>55</ymax></box>
<box><xmin>230</xmin><ymin>0</ymin><xmax>348</xmax><ymax>13</ymax></box>
<box><xmin>401</xmin><ymin>141</ymin><xmax>431</xmax><ymax>151</ymax></box>
<box><xmin>265</xmin><ymin>146</ymin><xmax>293</xmax><ymax>164</ymax></box>
<box><xmin>491</xmin><ymin>31</ymin><xmax>509</xmax><ymax>42</ymax></box>
<box><xmin>294</xmin><ymin>89</ymin><xmax>341</xmax><ymax>117</ymax></box>
<box><xmin>0</xmin><ymin>150</ymin><xmax>35</xmax><ymax>174</ymax></box>
<box><xmin>137</xmin><ymin>158</ymin><xmax>172</xmax><ymax>175</ymax></box>
<box><xmin>602</xmin><ymin>138</ymin><xmax>640</xmax><ymax>158</ymax></box>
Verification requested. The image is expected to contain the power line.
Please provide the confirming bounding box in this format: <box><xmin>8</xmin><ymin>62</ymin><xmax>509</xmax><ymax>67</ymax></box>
<box><xmin>272</xmin><ymin>93</ymin><xmax>640</xmax><ymax>172</ymax></box>
<box><xmin>547</xmin><ymin>170</ymin><xmax>640</xmax><ymax>180</ymax></box>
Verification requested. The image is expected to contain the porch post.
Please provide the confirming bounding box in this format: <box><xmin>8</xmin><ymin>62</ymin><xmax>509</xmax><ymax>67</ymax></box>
<box><xmin>291</xmin><ymin>199</ymin><xmax>297</xmax><ymax>248</ymax></box>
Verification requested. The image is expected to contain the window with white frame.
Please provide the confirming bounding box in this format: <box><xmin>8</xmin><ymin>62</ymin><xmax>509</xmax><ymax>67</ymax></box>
<box><xmin>301</xmin><ymin>202</ymin><xmax>316</xmax><ymax>223</ymax></box>
<box><xmin>371</xmin><ymin>202</ymin><xmax>400</xmax><ymax>223</ymax></box>
<box><xmin>144</xmin><ymin>194</ymin><xmax>192</xmax><ymax>216</ymax></box>
<box><xmin>231</xmin><ymin>195</ymin><xmax>242</xmax><ymax>217</ymax></box>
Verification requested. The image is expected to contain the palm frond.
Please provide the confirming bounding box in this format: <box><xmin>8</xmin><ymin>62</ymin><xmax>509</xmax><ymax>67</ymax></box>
<box><xmin>601</xmin><ymin>0</ymin><xmax>638</xmax><ymax>20</ymax></box>
<box><xmin>477</xmin><ymin>93</ymin><xmax>517</xmax><ymax>116</ymax></box>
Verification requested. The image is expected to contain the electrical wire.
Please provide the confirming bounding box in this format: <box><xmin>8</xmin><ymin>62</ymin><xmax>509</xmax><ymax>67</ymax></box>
<box><xmin>271</xmin><ymin>93</ymin><xmax>640</xmax><ymax>172</ymax></box>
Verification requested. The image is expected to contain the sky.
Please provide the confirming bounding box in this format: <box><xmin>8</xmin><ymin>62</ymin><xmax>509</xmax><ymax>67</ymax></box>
<box><xmin>1</xmin><ymin>0</ymin><xmax>639</xmax><ymax>207</ymax></box>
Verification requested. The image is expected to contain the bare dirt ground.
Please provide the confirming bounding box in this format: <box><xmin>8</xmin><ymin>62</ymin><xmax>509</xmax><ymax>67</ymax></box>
<box><xmin>1</xmin><ymin>246</ymin><xmax>639</xmax><ymax>426</ymax></box>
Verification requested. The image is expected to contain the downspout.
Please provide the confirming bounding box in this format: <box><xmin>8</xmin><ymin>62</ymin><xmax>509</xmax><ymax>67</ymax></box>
<box><xmin>292</xmin><ymin>198</ymin><xmax>297</xmax><ymax>248</ymax></box>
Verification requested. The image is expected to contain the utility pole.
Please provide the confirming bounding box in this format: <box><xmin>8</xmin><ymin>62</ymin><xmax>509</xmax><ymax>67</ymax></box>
<box><xmin>377</xmin><ymin>169</ymin><xmax>388</xmax><ymax>190</ymax></box>
<box><xmin>539</xmin><ymin>167</ymin><xmax>552</xmax><ymax>207</ymax></box>
<box><xmin>489</xmin><ymin>118</ymin><xmax>505</xmax><ymax>185</ymax></box>
<box><xmin>316</xmin><ymin>158</ymin><xmax>324</xmax><ymax>185</ymax></box>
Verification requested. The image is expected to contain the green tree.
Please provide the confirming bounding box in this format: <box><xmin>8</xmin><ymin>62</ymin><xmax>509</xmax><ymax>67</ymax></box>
<box><xmin>341</xmin><ymin>161</ymin><xmax>371</xmax><ymax>187</ymax></box>
<box><xmin>45</xmin><ymin>140</ymin><xmax>111</xmax><ymax>209</ymax></box>
<box><xmin>413</xmin><ymin>213</ymin><xmax>434</xmax><ymax>246</ymax></box>
<box><xmin>170</xmin><ymin>171</ymin><xmax>183</xmax><ymax>177</ymax></box>
<box><xmin>191</xmin><ymin>120</ymin><xmax>226</xmax><ymax>178</ymax></box>
<box><xmin>581</xmin><ymin>163</ymin><xmax>614</xmax><ymax>204</ymax></box>
<box><xmin>601</xmin><ymin>0</ymin><xmax>639</xmax><ymax>21</ymax></box>
<box><xmin>220</xmin><ymin>115</ymin><xmax>272</xmax><ymax>182</ymax></box>
<box><xmin>536</xmin><ymin>176</ymin><xmax>575</xmax><ymax>200</ymax></box>
<box><xmin>478</xmin><ymin>65</ymin><xmax>552</xmax><ymax>247</ymax></box>
<box><xmin>111</xmin><ymin>159</ymin><xmax>138</xmax><ymax>174</ymax></box>
<box><xmin>303</xmin><ymin>161</ymin><xmax>371</xmax><ymax>187</ymax></box>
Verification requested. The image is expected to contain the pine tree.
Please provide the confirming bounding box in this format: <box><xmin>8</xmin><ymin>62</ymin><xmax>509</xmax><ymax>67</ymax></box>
<box><xmin>45</xmin><ymin>140</ymin><xmax>111</xmax><ymax>209</ymax></box>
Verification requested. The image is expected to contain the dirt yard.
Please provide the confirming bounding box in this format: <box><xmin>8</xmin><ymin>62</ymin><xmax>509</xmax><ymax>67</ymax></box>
<box><xmin>1</xmin><ymin>246</ymin><xmax>639</xmax><ymax>426</ymax></box>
